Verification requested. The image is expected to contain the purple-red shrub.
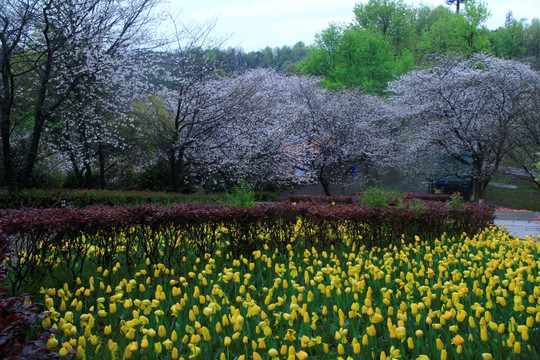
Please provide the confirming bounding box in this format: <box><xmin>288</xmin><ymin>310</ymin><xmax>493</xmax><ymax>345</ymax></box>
<box><xmin>0</xmin><ymin>202</ymin><xmax>495</xmax><ymax>289</ymax></box>
<box><xmin>0</xmin><ymin>233</ymin><xmax>60</xmax><ymax>359</ymax></box>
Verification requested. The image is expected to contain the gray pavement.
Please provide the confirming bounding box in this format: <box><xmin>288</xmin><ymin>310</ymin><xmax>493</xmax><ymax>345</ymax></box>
<box><xmin>494</xmin><ymin>210</ymin><xmax>540</xmax><ymax>240</ymax></box>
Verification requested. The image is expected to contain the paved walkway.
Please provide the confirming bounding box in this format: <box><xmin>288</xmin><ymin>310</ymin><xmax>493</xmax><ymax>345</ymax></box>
<box><xmin>494</xmin><ymin>210</ymin><xmax>540</xmax><ymax>240</ymax></box>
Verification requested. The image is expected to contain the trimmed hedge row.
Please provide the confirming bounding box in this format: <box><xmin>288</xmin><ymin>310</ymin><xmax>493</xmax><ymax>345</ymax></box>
<box><xmin>281</xmin><ymin>195</ymin><xmax>357</xmax><ymax>204</ymax></box>
<box><xmin>0</xmin><ymin>189</ymin><xmax>280</xmax><ymax>209</ymax></box>
<box><xmin>284</xmin><ymin>193</ymin><xmax>453</xmax><ymax>204</ymax></box>
<box><xmin>1</xmin><ymin>201</ymin><xmax>494</xmax><ymax>291</ymax></box>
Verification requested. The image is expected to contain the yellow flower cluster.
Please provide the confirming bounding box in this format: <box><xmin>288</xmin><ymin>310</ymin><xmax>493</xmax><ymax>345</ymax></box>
<box><xmin>39</xmin><ymin>226</ymin><xmax>539</xmax><ymax>359</ymax></box>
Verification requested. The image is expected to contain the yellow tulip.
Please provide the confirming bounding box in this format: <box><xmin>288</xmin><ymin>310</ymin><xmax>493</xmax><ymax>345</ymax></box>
<box><xmin>125</xmin><ymin>328</ymin><xmax>135</xmax><ymax>340</ymax></box>
<box><xmin>163</xmin><ymin>339</ymin><xmax>174</xmax><ymax>351</ymax></box>
<box><xmin>480</xmin><ymin>326</ymin><xmax>488</xmax><ymax>341</ymax></box>
<box><xmin>75</xmin><ymin>346</ymin><xmax>84</xmax><ymax>359</ymax></box>
<box><xmin>367</xmin><ymin>325</ymin><xmax>376</xmax><ymax>337</ymax></box>
<box><xmin>268</xmin><ymin>348</ymin><xmax>279</xmax><ymax>357</ymax></box>
<box><xmin>451</xmin><ymin>334</ymin><xmax>465</xmax><ymax>346</ymax></box>
<box><xmin>108</xmin><ymin>340</ymin><xmax>118</xmax><ymax>352</ymax></box>
<box><xmin>46</xmin><ymin>337</ymin><xmax>59</xmax><ymax>350</ymax></box>
<box><xmin>395</xmin><ymin>326</ymin><xmax>406</xmax><ymax>339</ymax></box>
<box><xmin>129</xmin><ymin>341</ymin><xmax>138</xmax><ymax>352</ymax></box>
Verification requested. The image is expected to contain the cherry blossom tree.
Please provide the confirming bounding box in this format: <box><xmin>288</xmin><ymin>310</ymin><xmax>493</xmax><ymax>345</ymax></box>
<box><xmin>389</xmin><ymin>54</ymin><xmax>540</xmax><ymax>200</ymax></box>
<box><xmin>284</xmin><ymin>79</ymin><xmax>393</xmax><ymax>195</ymax></box>
<box><xmin>194</xmin><ymin>68</ymin><xmax>300</xmax><ymax>189</ymax></box>
<box><xmin>0</xmin><ymin>0</ymin><xmax>159</xmax><ymax>194</ymax></box>
<box><xmin>44</xmin><ymin>57</ymin><xmax>147</xmax><ymax>189</ymax></box>
<box><xmin>150</xmin><ymin>67</ymin><xmax>392</xmax><ymax>195</ymax></box>
<box><xmin>201</xmin><ymin>69</ymin><xmax>392</xmax><ymax>195</ymax></box>
<box><xmin>132</xmin><ymin>23</ymin><xmax>241</xmax><ymax>192</ymax></box>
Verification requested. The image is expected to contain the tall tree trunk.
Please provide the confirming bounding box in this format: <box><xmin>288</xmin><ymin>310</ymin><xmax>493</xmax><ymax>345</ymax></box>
<box><xmin>471</xmin><ymin>154</ymin><xmax>484</xmax><ymax>201</ymax></box>
<box><xmin>98</xmin><ymin>142</ymin><xmax>106</xmax><ymax>189</ymax></box>
<box><xmin>84</xmin><ymin>161</ymin><xmax>93</xmax><ymax>189</ymax></box>
<box><xmin>19</xmin><ymin>43</ymin><xmax>53</xmax><ymax>189</ymax></box>
<box><xmin>319</xmin><ymin>176</ymin><xmax>331</xmax><ymax>196</ymax></box>
<box><xmin>68</xmin><ymin>152</ymin><xmax>84</xmax><ymax>188</ymax></box>
<box><xmin>20</xmin><ymin>111</ymin><xmax>47</xmax><ymax>188</ymax></box>
<box><xmin>170</xmin><ymin>150</ymin><xmax>179</xmax><ymax>192</ymax></box>
<box><xmin>0</xmin><ymin>69</ymin><xmax>15</xmax><ymax>196</ymax></box>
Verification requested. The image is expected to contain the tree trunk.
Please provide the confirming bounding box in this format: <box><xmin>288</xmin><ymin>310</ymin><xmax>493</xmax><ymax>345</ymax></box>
<box><xmin>19</xmin><ymin>39</ymin><xmax>53</xmax><ymax>189</ymax></box>
<box><xmin>170</xmin><ymin>149</ymin><xmax>179</xmax><ymax>192</ymax></box>
<box><xmin>20</xmin><ymin>111</ymin><xmax>47</xmax><ymax>188</ymax></box>
<box><xmin>68</xmin><ymin>152</ymin><xmax>84</xmax><ymax>188</ymax></box>
<box><xmin>98</xmin><ymin>142</ymin><xmax>106</xmax><ymax>189</ymax></box>
<box><xmin>319</xmin><ymin>177</ymin><xmax>331</xmax><ymax>196</ymax></box>
<box><xmin>84</xmin><ymin>162</ymin><xmax>93</xmax><ymax>189</ymax></box>
<box><xmin>471</xmin><ymin>154</ymin><xmax>485</xmax><ymax>201</ymax></box>
<box><xmin>0</xmin><ymin>71</ymin><xmax>15</xmax><ymax>195</ymax></box>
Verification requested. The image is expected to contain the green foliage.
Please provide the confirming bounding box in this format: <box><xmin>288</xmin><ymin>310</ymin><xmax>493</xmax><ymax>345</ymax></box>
<box><xmin>456</xmin><ymin>0</ymin><xmax>492</xmax><ymax>54</ymax></box>
<box><xmin>359</xmin><ymin>184</ymin><xmax>406</xmax><ymax>208</ymax></box>
<box><xmin>490</xmin><ymin>18</ymin><xmax>528</xmax><ymax>60</ymax></box>
<box><xmin>420</xmin><ymin>0</ymin><xmax>491</xmax><ymax>56</ymax></box>
<box><xmin>353</xmin><ymin>0</ymin><xmax>416</xmax><ymax>56</ymax></box>
<box><xmin>446</xmin><ymin>192</ymin><xmax>465</xmax><ymax>209</ymax></box>
<box><xmin>297</xmin><ymin>0</ymin><xmax>540</xmax><ymax>97</ymax></box>
<box><xmin>407</xmin><ymin>198</ymin><xmax>428</xmax><ymax>212</ymax></box>
<box><xmin>221</xmin><ymin>180</ymin><xmax>256</xmax><ymax>208</ymax></box>
<box><xmin>335</xmin><ymin>29</ymin><xmax>396</xmax><ymax>92</ymax></box>
<box><xmin>298</xmin><ymin>26</ymin><xmax>398</xmax><ymax>93</ymax></box>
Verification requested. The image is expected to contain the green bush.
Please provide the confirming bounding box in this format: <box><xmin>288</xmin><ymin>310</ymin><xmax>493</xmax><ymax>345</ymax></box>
<box><xmin>359</xmin><ymin>185</ymin><xmax>406</xmax><ymax>208</ymax></box>
<box><xmin>221</xmin><ymin>180</ymin><xmax>256</xmax><ymax>208</ymax></box>
<box><xmin>407</xmin><ymin>198</ymin><xmax>427</xmax><ymax>212</ymax></box>
<box><xmin>446</xmin><ymin>192</ymin><xmax>465</xmax><ymax>209</ymax></box>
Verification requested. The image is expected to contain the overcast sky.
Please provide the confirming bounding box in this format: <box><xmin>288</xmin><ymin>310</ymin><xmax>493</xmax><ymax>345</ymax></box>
<box><xmin>161</xmin><ymin>0</ymin><xmax>540</xmax><ymax>52</ymax></box>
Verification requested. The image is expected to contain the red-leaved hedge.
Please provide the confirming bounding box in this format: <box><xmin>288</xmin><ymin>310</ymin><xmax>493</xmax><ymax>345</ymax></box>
<box><xmin>0</xmin><ymin>202</ymin><xmax>494</xmax><ymax>292</ymax></box>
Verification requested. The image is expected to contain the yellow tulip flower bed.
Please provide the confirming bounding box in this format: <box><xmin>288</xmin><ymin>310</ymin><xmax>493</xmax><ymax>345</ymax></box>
<box><xmin>39</xmin><ymin>226</ymin><xmax>539</xmax><ymax>360</ymax></box>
